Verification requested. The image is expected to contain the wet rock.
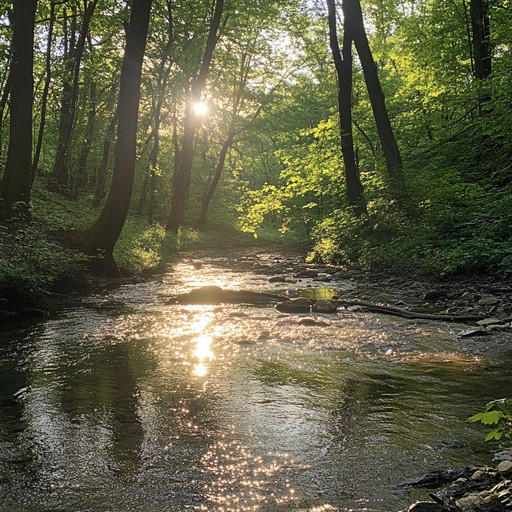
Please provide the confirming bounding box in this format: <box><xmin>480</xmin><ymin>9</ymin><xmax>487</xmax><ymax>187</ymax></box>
<box><xmin>401</xmin><ymin>468</ymin><xmax>471</xmax><ymax>488</ymax></box>
<box><xmin>486</xmin><ymin>324</ymin><xmax>507</xmax><ymax>332</ymax></box>
<box><xmin>312</xmin><ymin>299</ymin><xmax>338</xmax><ymax>313</ymax></box>
<box><xmin>192</xmin><ymin>261</ymin><xmax>203</xmax><ymax>270</ymax></box>
<box><xmin>497</xmin><ymin>460</ymin><xmax>512</xmax><ymax>475</ymax></box>
<box><xmin>477</xmin><ymin>317</ymin><xmax>501</xmax><ymax>327</ymax></box>
<box><xmin>172</xmin><ymin>286</ymin><xmax>286</xmax><ymax>305</ymax></box>
<box><xmin>406</xmin><ymin>502</ymin><xmax>446</xmax><ymax>512</ymax></box>
<box><xmin>228</xmin><ymin>312</ymin><xmax>248</xmax><ymax>318</ymax></box>
<box><xmin>424</xmin><ymin>289</ymin><xmax>449</xmax><ymax>301</ymax></box>
<box><xmin>479</xmin><ymin>296</ymin><xmax>499</xmax><ymax>306</ymax></box>
<box><xmin>275</xmin><ymin>298</ymin><xmax>311</xmax><ymax>313</ymax></box>
<box><xmin>286</xmin><ymin>289</ymin><xmax>300</xmax><ymax>298</ymax></box>
<box><xmin>493</xmin><ymin>451</ymin><xmax>512</xmax><ymax>463</ymax></box>
<box><xmin>457</xmin><ymin>329</ymin><xmax>488</xmax><ymax>337</ymax></box>
<box><xmin>269</xmin><ymin>276</ymin><xmax>288</xmax><ymax>283</ymax></box>
<box><xmin>455</xmin><ymin>492</ymin><xmax>487</xmax><ymax>509</ymax></box>
<box><xmin>297</xmin><ymin>316</ymin><xmax>328</xmax><ymax>326</ymax></box>
<box><xmin>471</xmin><ymin>470</ymin><xmax>485</xmax><ymax>481</ymax></box>
<box><xmin>295</xmin><ymin>269</ymin><xmax>319</xmax><ymax>278</ymax></box>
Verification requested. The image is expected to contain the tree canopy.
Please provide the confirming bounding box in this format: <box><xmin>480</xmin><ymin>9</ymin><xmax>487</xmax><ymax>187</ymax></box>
<box><xmin>0</xmin><ymin>0</ymin><xmax>511</xmax><ymax>279</ymax></box>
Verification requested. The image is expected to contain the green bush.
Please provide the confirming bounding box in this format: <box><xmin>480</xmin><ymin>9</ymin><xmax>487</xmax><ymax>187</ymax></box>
<box><xmin>469</xmin><ymin>398</ymin><xmax>512</xmax><ymax>448</ymax></box>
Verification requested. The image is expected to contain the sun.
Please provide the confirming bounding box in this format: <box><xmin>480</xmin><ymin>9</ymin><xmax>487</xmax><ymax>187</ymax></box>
<box><xmin>192</xmin><ymin>101</ymin><xmax>209</xmax><ymax>116</ymax></box>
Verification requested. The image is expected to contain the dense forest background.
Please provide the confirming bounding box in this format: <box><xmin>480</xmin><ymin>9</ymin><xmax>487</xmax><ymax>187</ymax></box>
<box><xmin>0</xmin><ymin>0</ymin><xmax>511</xmax><ymax>299</ymax></box>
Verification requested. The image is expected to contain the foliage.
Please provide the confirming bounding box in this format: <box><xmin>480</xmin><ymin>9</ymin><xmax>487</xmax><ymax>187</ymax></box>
<box><xmin>113</xmin><ymin>222</ymin><xmax>172</xmax><ymax>274</ymax></box>
<box><xmin>469</xmin><ymin>398</ymin><xmax>512</xmax><ymax>448</ymax></box>
<box><xmin>0</xmin><ymin>0</ymin><xmax>512</xmax><ymax>289</ymax></box>
<box><xmin>0</xmin><ymin>223</ymin><xmax>90</xmax><ymax>299</ymax></box>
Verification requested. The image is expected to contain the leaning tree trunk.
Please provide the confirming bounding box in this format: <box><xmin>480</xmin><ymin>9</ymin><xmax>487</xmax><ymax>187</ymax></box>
<box><xmin>199</xmin><ymin>132</ymin><xmax>234</xmax><ymax>227</ymax></box>
<box><xmin>326</xmin><ymin>0</ymin><xmax>366</xmax><ymax>215</ymax></box>
<box><xmin>82</xmin><ymin>0</ymin><xmax>152</xmax><ymax>275</ymax></box>
<box><xmin>0</xmin><ymin>0</ymin><xmax>37</xmax><ymax>222</ymax></box>
<box><xmin>93</xmin><ymin>97</ymin><xmax>118</xmax><ymax>205</ymax></box>
<box><xmin>343</xmin><ymin>0</ymin><xmax>406</xmax><ymax>199</ymax></box>
<box><xmin>166</xmin><ymin>0</ymin><xmax>224</xmax><ymax>232</ymax></box>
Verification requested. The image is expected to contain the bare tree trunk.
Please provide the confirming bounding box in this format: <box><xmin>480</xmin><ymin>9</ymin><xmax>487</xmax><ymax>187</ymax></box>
<box><xmin>93</xmin><ymin>96</ymin><xmax>117</xmax><ymax>205</ymax></box>
<box><xmin>53</xmin><ymin>0</ymin><xmax>97</xmax><ymax>190</ymax></box>
<box><xmin>199</xmin><ymin>132</ymin><xmax>234</xmax><ymax>227</ymax></box>
<box><xmin>343</xmin><ymin>0</ymin><xmax>406</xmax><ymax>199</ymax></box>
<box><xmin>470</xmin><ymin>0</ymin><xmax>491</xmax><ymax>113</ymax></box>
<box><xmin>166</xmin><ymin>0</ymin><xmax>224</xmax><ymax>232</ymax></box>
<box><xmin>32</xmin><ymin>0</ymin><xmax>56</xmax><ymax>179</ymax></box>
<box><xmin>0</xmin><ymin>55</ymin><xmax>12</xmax><ymax>154</ymax></box>
<box><xmin>74</xmin><ymin>79</ymin><xmax>97</xmax><ymax>195</ymax></box>
<box><xmin>82</xmin><ymin>0</ymin><xmax>152</xmax><ymax>275</ymax></box>
<box><xmin>327</xmin><ymin>0</ymin><xmax>366</xmax><ymax>215</ymax></box>
<box><xmin>0</xmin><ymin>0</ymin><xmax>37</xmax><ymax>221</ymax></box>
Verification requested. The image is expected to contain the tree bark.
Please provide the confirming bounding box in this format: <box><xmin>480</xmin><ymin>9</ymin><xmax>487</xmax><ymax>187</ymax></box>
<box><xmin>470</xmin><ymin>0</ymin><xmax>491</xmax><ymax>80</ymax></box>
<box><xmin>470</xmin><ymin>0</ymin><xmax>491</xmax><ymax>113</ymax></box>
<box><xmin>32</xmin><ymin>0</ymin><xmax>56</xmax><ymax>179</ymax></box>
<box><xmin>0</xmin><ymin>54</ymin><xmax>12</xmax><ymax>152</ymax></box>
<box><xmin>93</xmin><ymin>96</ymin><xmax>118</xmax><ymax>205</ymax></box>
<box><xmin>74</xmin><ymin>79</ymin><xmax>97</xmax><ymax>195</ymax></box>
<box><xmin>343</xmin><ymin>0</ymin><xmax>406</xmax><ymax>198</ymax></box>
<box><xmin>52</xmin><ymin>1</ymin><xmax>97</xmax><ymax>190</ymax></box>
<box><xmin>82</xmin><ymin>0</ymin><xmax>152</xmax><ymax>274</ymax></box>
<box><xmin>199</xmin><ymin>132</ymin><xmax>234</xmax><ymax>227</ymax></box>
<box><xmin>166</xmin><ymin>0</ymin><xmax>224</xmax><ymax>232</ymax></box>
<box><xmin>0</xmin><ymin>0</ymin><xmax>37</xmax><ymax>221</ymax></box>
<box><xmin>326</xmin><ymin>0</ymin><xmax>366</xmax><ymax>215</ymax></box>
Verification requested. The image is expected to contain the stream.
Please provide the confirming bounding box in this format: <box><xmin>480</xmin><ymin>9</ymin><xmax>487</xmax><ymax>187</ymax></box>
<box><xmin>1</xmin><ymin>250</ymin><xmax>511</xmax><ymax>512</ymax></box>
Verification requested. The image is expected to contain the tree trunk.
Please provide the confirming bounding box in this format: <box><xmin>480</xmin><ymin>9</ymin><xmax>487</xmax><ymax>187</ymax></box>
<box><xmin>82</xmin><ymin>0</ymin><xmax>152</xmax><ymax>275</ymax></box>
<box><xmin>51</xmin><ymin>7</ymin><xmax>76</xmax><ymax>190</ymax></box>
<box><xmin>0</xmin><ymin>55</ymin><xmax>12</xmax><ymax>153</ymax></box>
<box><xmin>199</xmin><ymin>132</ymin><xmax>234</xmax><ymax>227</ymax></box>
<box><xmin>0</xmin><ymin>0</ymin><xmax>37</xmax><ymax>221</ymax></box>
<box><xmin>166</xmin><ymin>0</ymin><xmax>224</xmax><ymax>232</ymax></box>
<box><xmin>74</xmin><ymin>79</ymin><xmax>97</xmax><ymax>195</ymax></box>
<box><xmin>326</xmin><ymin>0</ymin><xmax>366</xmax><ymax>215</ymax></box>
<box><xmin>93</xmin><ymin>105</ymin><xmax>118</xmax><ymax>205</ymax></box>
<box><xmin>470</xmin><ymin>0</ymin><xmax>491</xmax><ymax>113</ymax></box>
<box><xmin>148</xmin><ymin>126</ymin><xmax>159</xmax><ymax>225</ymax></box>
<box><xmin>52</xmin><ymin>1</ymin><xmax>97</xmax><ymax>190</ymax></box>
<box><xmin>343</xmin><ymin>0</ymin><xmax>406</xmax><ymax>198</ymax></box>
<box><xmin>32</xmin><ymin>0</ymin><xmax>56</xmax><ymax>179</ymax></box>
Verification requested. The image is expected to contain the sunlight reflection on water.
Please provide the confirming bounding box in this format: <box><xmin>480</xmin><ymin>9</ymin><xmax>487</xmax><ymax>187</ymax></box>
<box><xmin>0</xmin><ymin>251</ymin><xmax>511</xmax><ymax>512</ymax></box>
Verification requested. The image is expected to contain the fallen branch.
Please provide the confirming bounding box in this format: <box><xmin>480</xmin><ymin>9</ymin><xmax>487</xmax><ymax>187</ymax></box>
<box><xmin>336</xmin><ymin>299</ymin><xmax>484</xmax><ymax>323</ymax></box>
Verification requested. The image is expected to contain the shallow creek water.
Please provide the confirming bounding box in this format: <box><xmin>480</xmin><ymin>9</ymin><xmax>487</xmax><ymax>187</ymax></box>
<box><xmin>1</xmin><ymin>250</ymin><xmax>511</xmax><ymax>512</ymax></box>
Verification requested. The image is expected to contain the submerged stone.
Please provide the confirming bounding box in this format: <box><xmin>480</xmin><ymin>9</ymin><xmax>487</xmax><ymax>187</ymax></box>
<box><xmin>312</xmin><ymin>299</ymin><xmax>337</xmax><ymax>313</ymax></box>
<box><xmin>275</xmin><ymin>298</ymin><xmax>311</xmax><ymax>313</ymax></box>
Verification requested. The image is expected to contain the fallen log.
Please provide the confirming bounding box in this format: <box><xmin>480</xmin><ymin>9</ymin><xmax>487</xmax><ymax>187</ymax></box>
<box><xmin>336</xmin><ymin>299</ymin><xmax>484</xmax><ymax>323</ymax></box>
